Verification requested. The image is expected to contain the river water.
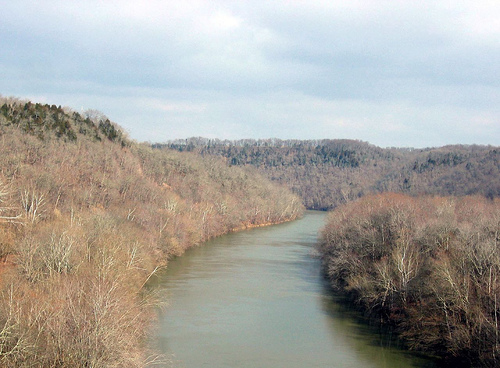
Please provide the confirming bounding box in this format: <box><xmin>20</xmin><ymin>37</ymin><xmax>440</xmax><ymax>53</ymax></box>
<box><xmin>151</xmin><ymin>211</ymin><xmax>438</xmax><ymax>368</ymax></box>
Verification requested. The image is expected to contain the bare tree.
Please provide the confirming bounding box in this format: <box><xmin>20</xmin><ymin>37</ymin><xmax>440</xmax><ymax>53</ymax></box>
<box><xmin>20</xmin><ymin>189</ymin><xmax>45</xmax><ymax>225</ymax></box>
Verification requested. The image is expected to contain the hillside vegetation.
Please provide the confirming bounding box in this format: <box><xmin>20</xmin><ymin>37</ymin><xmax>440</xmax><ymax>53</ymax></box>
<box><xmin>320</xmin><ymin>194</ymin><xmax>500</xmax><ymax>366</ymax></box>
<box><xmin>161</xmin><ymin>138</ymin><xmax>500</xmax><ymax>367</ymax></box>
<box><xmin>0</xmin><ymin>97</ymin><xmax>303</xmax><ymax>367</ymax></box>
<box><xmin>159</xmin><ymin>138</ymin><xmax>500</xmax><ymax>210</ymax></box>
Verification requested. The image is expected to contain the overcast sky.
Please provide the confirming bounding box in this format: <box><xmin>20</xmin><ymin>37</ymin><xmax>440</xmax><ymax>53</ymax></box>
<box><xmin>1</xmin><ymin>1</ymin><xmax>499</xmax><ymax>147</ymax></box>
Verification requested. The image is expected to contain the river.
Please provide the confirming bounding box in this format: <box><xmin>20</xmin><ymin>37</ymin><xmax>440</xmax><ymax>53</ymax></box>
<box><xmin>151</xmin><ymin>211</ymin><xmax>438</xmax><ymax>367</ymax></box>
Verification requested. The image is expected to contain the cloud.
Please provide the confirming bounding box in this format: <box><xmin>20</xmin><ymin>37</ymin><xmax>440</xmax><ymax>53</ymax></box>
<box><xmin>0</xmin><ymin>0</ymin><xmax>498</xmax><ymax>147</ymax></box>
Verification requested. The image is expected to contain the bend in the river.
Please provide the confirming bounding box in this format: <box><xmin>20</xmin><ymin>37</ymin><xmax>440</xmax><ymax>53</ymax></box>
<box><xmin>150</xmin><ymin>211</ymin><xmax>439</xmax><ymax>368</ymax></box>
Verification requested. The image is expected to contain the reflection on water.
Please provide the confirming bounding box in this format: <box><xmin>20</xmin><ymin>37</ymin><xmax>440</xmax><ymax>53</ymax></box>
<box><xmin>150</xmin><ymin>211</ymin><xmax>439</xmax><ymax>368</ymax></box>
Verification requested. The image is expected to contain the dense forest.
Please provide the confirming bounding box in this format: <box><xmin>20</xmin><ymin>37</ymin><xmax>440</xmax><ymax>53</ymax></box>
<box><xmin>0</xmin><ymin>97</ymin><xmax>303</xmax><ymax>367</ymax></box>
<box><xmin>319</xmin><ymin>194</ymin><xmax>500</xmax><ymax>367</ymax></box>
<box><xmin>158</xmin><ymin>138</ymin><xmax>500</xmax><ymax>210</ymax></box>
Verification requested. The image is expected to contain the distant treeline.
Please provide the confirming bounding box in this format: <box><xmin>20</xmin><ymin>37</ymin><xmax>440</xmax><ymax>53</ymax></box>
<box><xmin>0</xmin><ymin>97</ymin><xmax>303</xmax><ymax>367</ymax></box>
<box><xmin>320</xmin><ymin>193</ymin><xmax>500</xmax><ymax>367</ymax></box>
<box><xmin>157</xmin><ymin>138</ymin><xmax>500</xmax><ymax>210</ymax></box>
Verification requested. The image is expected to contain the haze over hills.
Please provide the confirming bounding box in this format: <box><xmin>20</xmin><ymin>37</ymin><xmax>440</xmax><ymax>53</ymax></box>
<box><xmin>157</xmin><ymin>138</ymin><xmax>500</xmax><ymax>210</ymax></box>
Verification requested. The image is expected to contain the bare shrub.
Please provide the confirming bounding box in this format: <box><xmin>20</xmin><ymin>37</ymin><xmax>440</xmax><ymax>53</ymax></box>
<box><xmin>20</xmin><ymin>189</ymin><xmax>45</xmax><ymax>225</ymax></box>
<box><xmin>0</xmin><ymin>211</ymin><xmax>164</xmax><ymax>367</ymax></box>
<box><xmin>16</xmin><ymin>231</ymin><xmax>76</xmax><ymax>282</ymax></box>
<box><xmin>0</xmin><ymin>181</ymin><xmax>20</xmax><ymax>224</ymax></box>
<box><xmin>0</xmin><ymin>180</ymin><xmax>20</xmax><ymax>259</ymax></box>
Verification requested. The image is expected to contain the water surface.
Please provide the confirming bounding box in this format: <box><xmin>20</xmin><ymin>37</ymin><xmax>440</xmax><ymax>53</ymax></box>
<box><xmin>152</xmin><ymin>211</ymin><xmax>438</xmax><ymax>368</ymax></box>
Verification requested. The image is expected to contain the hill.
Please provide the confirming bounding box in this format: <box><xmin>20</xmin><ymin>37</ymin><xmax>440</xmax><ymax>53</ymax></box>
<box><xmin>0</xmin><ymin>97</ymin><xmax>303</xmax><ymax>367</ymax></box>
<box><xmin>157</xmin><ymin>138</ymin><xmax>500</xmax><ymax>209</ymax></box>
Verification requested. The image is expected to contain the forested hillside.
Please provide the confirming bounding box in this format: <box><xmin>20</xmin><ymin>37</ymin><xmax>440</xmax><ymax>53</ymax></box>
<box><xmin>160</xmin><ymin>138</ymin><xmax>500</xmax><ymax>367</ymax></box>
<box><xmin>320</xmin><ymin>194</ymin><xmax>500</xmax><ymax>366</ymax></box>
<box><xmin>1</xmin><ymin>96</ymin><xmax>497</xmax><ymax>367</ymax></box>
<box><xmin>0</xmin><ymin>97</ymin><xmax>303</xmax><ymax>367</ymax></box>
<box><xmin>158</xmin><ymin>138</ymin><xmax>500</xmax><ymax>209</ymax></box>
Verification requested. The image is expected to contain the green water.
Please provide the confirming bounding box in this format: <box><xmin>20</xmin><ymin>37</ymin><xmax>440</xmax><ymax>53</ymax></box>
<box><xmin>151</xmin><ymin>211</ymin><xmax>438</xmax><ymax>367</ymax></box>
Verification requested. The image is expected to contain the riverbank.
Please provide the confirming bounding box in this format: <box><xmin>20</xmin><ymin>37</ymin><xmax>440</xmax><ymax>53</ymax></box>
<box><xmin>0</xmin><ymin>98</ymin><xmax>304</xmax><ymax>367</ymax></box>
<box><xmin>151</xmin><ymin>211</ymin><xmax>438</xmax><ymax>368</ymax></box>
<box><xmin>319</xmin><ymin>193</ymin><xmax>500</xmax><ymax>367</ymax></box>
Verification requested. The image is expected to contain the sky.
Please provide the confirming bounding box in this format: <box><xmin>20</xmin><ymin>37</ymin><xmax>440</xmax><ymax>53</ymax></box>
<box><xmin>1</xmin><ymin>0</ymin><xmax>499</xmax><ymax>148</ymax></box>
